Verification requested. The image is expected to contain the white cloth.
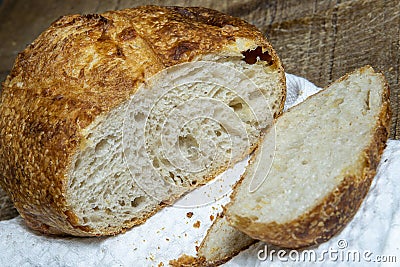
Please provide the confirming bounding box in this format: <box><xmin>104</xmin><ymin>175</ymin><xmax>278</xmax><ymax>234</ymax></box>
<box><xmin>0</xmin><ymin>74</ymin><xmax>398</xmax><ymax>267</ymax></box>
<box><xmin>284</xmin><ymin>73</ymin><xmax>321</xmax><ymax>109</ymax></box>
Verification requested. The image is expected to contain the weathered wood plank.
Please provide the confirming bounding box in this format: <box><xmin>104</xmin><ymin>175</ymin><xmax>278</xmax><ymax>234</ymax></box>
<box><xmin>332</xmin><ymin>0</ymin><xmax>400</xmax><ymax>139</ymax></box>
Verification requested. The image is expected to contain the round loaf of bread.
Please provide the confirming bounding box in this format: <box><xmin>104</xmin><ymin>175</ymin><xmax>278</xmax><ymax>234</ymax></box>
<box><xmin>0</xmin><ymin>6</ymin><xmax>285</xmax><ymax>236</ymax></box>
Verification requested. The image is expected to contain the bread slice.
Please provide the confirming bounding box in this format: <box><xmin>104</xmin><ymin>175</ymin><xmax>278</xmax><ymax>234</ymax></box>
<box><xmin>0</xmin><ymin>6</ymin><xmax>285</xmax><ymax>236</ymax></box>
<box><xmin>197</xmin><ymin>213</ymin><xmax>256</xmax><ymax>265</ymax></box>
<box><xmin>170</xmin><ymin>213</ymin><xmax>256</xmax><ymax>267</ymax></box>
<box><xmin>180</xmin><ymin>75</ymin><xmax>322</xmax><ymax>266</ymax></box>
<box><xmin>225</xmin><ymin>66</ymin><xmax>391</xmax><ymax>248</ymax></box>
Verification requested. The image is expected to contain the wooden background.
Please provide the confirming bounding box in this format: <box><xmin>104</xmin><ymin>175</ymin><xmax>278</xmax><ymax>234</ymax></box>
<box><xmin>0</xmin><ymin>0</ymin><xmax>399</xmax><ymax>220</ymax></box>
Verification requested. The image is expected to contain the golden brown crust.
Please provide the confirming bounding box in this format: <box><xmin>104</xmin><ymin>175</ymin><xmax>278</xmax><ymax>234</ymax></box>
<box><xmin>226</xmin><ymin>66</ymin><xmax>391</xmax><ymax>249</ymax></box>
<box><xmin>113</xmin><ymin>6</ymin><xmax>267</xmax><ymax>66</ymax></box>
<box><xmin>169</xmin><ymin>253</ymin><xmax>243</xmax><ymax>267</ymax></box>
<box><xmin>169</xmin><ymin>254</ymin><xmax>205</xmax><ymax>267</ymax></box>
<box><xmin>0</xmin><ymin>6</ymin><xmax>285</xmax><ymax>236</ymax></box>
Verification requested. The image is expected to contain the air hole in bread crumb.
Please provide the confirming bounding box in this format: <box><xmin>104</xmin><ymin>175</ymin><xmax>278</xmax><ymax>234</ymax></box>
<box><xmin>241</xmin><ymin>46</ymin><xmax>273</xmax><ymax>65</ymax></box>
<box><xmin>229</xmin><ymin>98</ymin><xmax>243</xmax><ymax>112</ymax></box>
<box><xmin>153</xmin><ymin>157</ymin><xmax>160</xmax><ymax>168</ymax></box>
<box><xmin>95</xmin><ymin>139</ymin><xmax>108</xmax><ymax>154</ymax></box>
<box><xmin>332</xmin><ymin>98</ymin><xmax>344</xmax><ymax>107</ymax></box>
<box><xmin>74</xmin><ymin>158</ymin><xmax>82</xmax><ymax>169</ymax></box>
<box><xmin>160</xmin><ymin>157</ymin><xmax>171</xmax><ymax>167</ymax></box>
<box><xmin>105</xmin><ymin>208</ymin><xmax>112</xmax><ymax>215</ymax></box>
<box><xmin>134</xmin><ymin>112</ymin><xmax>146</xmax><ymax>122</ymax></box>
<box><xmin>131</xmin><ymin>196</ymin><xmax>145</xmax><ymax>207</ymax></box>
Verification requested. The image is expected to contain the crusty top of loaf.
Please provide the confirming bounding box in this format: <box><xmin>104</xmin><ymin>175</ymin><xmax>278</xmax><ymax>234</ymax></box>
<box><xmin>5</xmin><ymin>6</ymin><xmax>273</xmax><ymax>123</ymax></box>
<box><xmin>0</xmin><ymin>6</ymin><xmax>283</xmax><ymax>234</ymax></box>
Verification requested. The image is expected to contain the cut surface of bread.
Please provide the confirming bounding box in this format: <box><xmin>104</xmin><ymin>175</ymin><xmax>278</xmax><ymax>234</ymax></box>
<box><xmin>225</xmin><ymin>66</ymin><xmax>391</xmax><ymax>248</ymax></box>
<box><xmin>0</xmin><ymin>6</ymin><xmax>285</xmax><ymax>236</ymax></box>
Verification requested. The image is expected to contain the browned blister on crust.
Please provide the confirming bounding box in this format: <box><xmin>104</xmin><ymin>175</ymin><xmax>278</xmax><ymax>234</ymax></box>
<box><xmin>0</xmin><ymin>6</ymin><xmax>285</xmax><ymax>236</ymax></box>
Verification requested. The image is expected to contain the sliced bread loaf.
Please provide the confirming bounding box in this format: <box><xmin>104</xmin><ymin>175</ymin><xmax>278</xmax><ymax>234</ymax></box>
<box><xmin>225</xmin><ymin>66</ymin><xmax>391</xmax><ymax>248</ymax></box>
<box><xmin>0</xmin><ymin>6</ymin><xmax>285</xmax><ymax>236</ymax></box>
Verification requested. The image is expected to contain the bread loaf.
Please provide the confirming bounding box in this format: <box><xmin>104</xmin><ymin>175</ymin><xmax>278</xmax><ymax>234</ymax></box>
<box><xmin>225</xmin><ymin>66</ymin><xmax>391</xmax><ymax>248</ymax></box>
<box><xmin>0</xmin><ymin>6</ymin><xmax>285</xmax><ymax>236</ymax></box>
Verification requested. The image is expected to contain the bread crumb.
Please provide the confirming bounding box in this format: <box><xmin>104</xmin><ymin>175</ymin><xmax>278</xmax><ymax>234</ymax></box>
<box><xmin>146</xmin><ymin>253</ymin><xmax>155</xmax><ymax>261</ymax></box>
<box><xmin>158</xmin><ymin>262</ymin><xmax>164</xmax><ymax>267</ymax></box>
<box><xmin>210</xmin><ymin>215</ymin><xmax>214</xmax><ymax>221</ymax></box>
<box><xmin>186</xmin><ymin>212</ymin><xmax>194</xmax><ymax>218</ymax></box>
<box><xmin>193</xmin><ymin>220</ymin><xmax>201</xmax><ymax>228</ymax></box>
<box><xmin>156</xmin><ymin>227</ymin><xmax>165</xmax><ymax>233</ymax></box>
<box><xmin>195</xmin><ymin>245</ymin><xmax>199</xmax><ymax>252</ymax></box>
<box><xmin>169</xmin><ymin>254</ymin><xmax>200</xmax><ymax>267</ymax></box>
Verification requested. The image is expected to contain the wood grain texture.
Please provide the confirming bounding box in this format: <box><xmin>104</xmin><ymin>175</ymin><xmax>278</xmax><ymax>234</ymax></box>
<box><xmin>0</xmin><ymin>0</ymin><xmax>399</xmax><ymax>221</ymax></box>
